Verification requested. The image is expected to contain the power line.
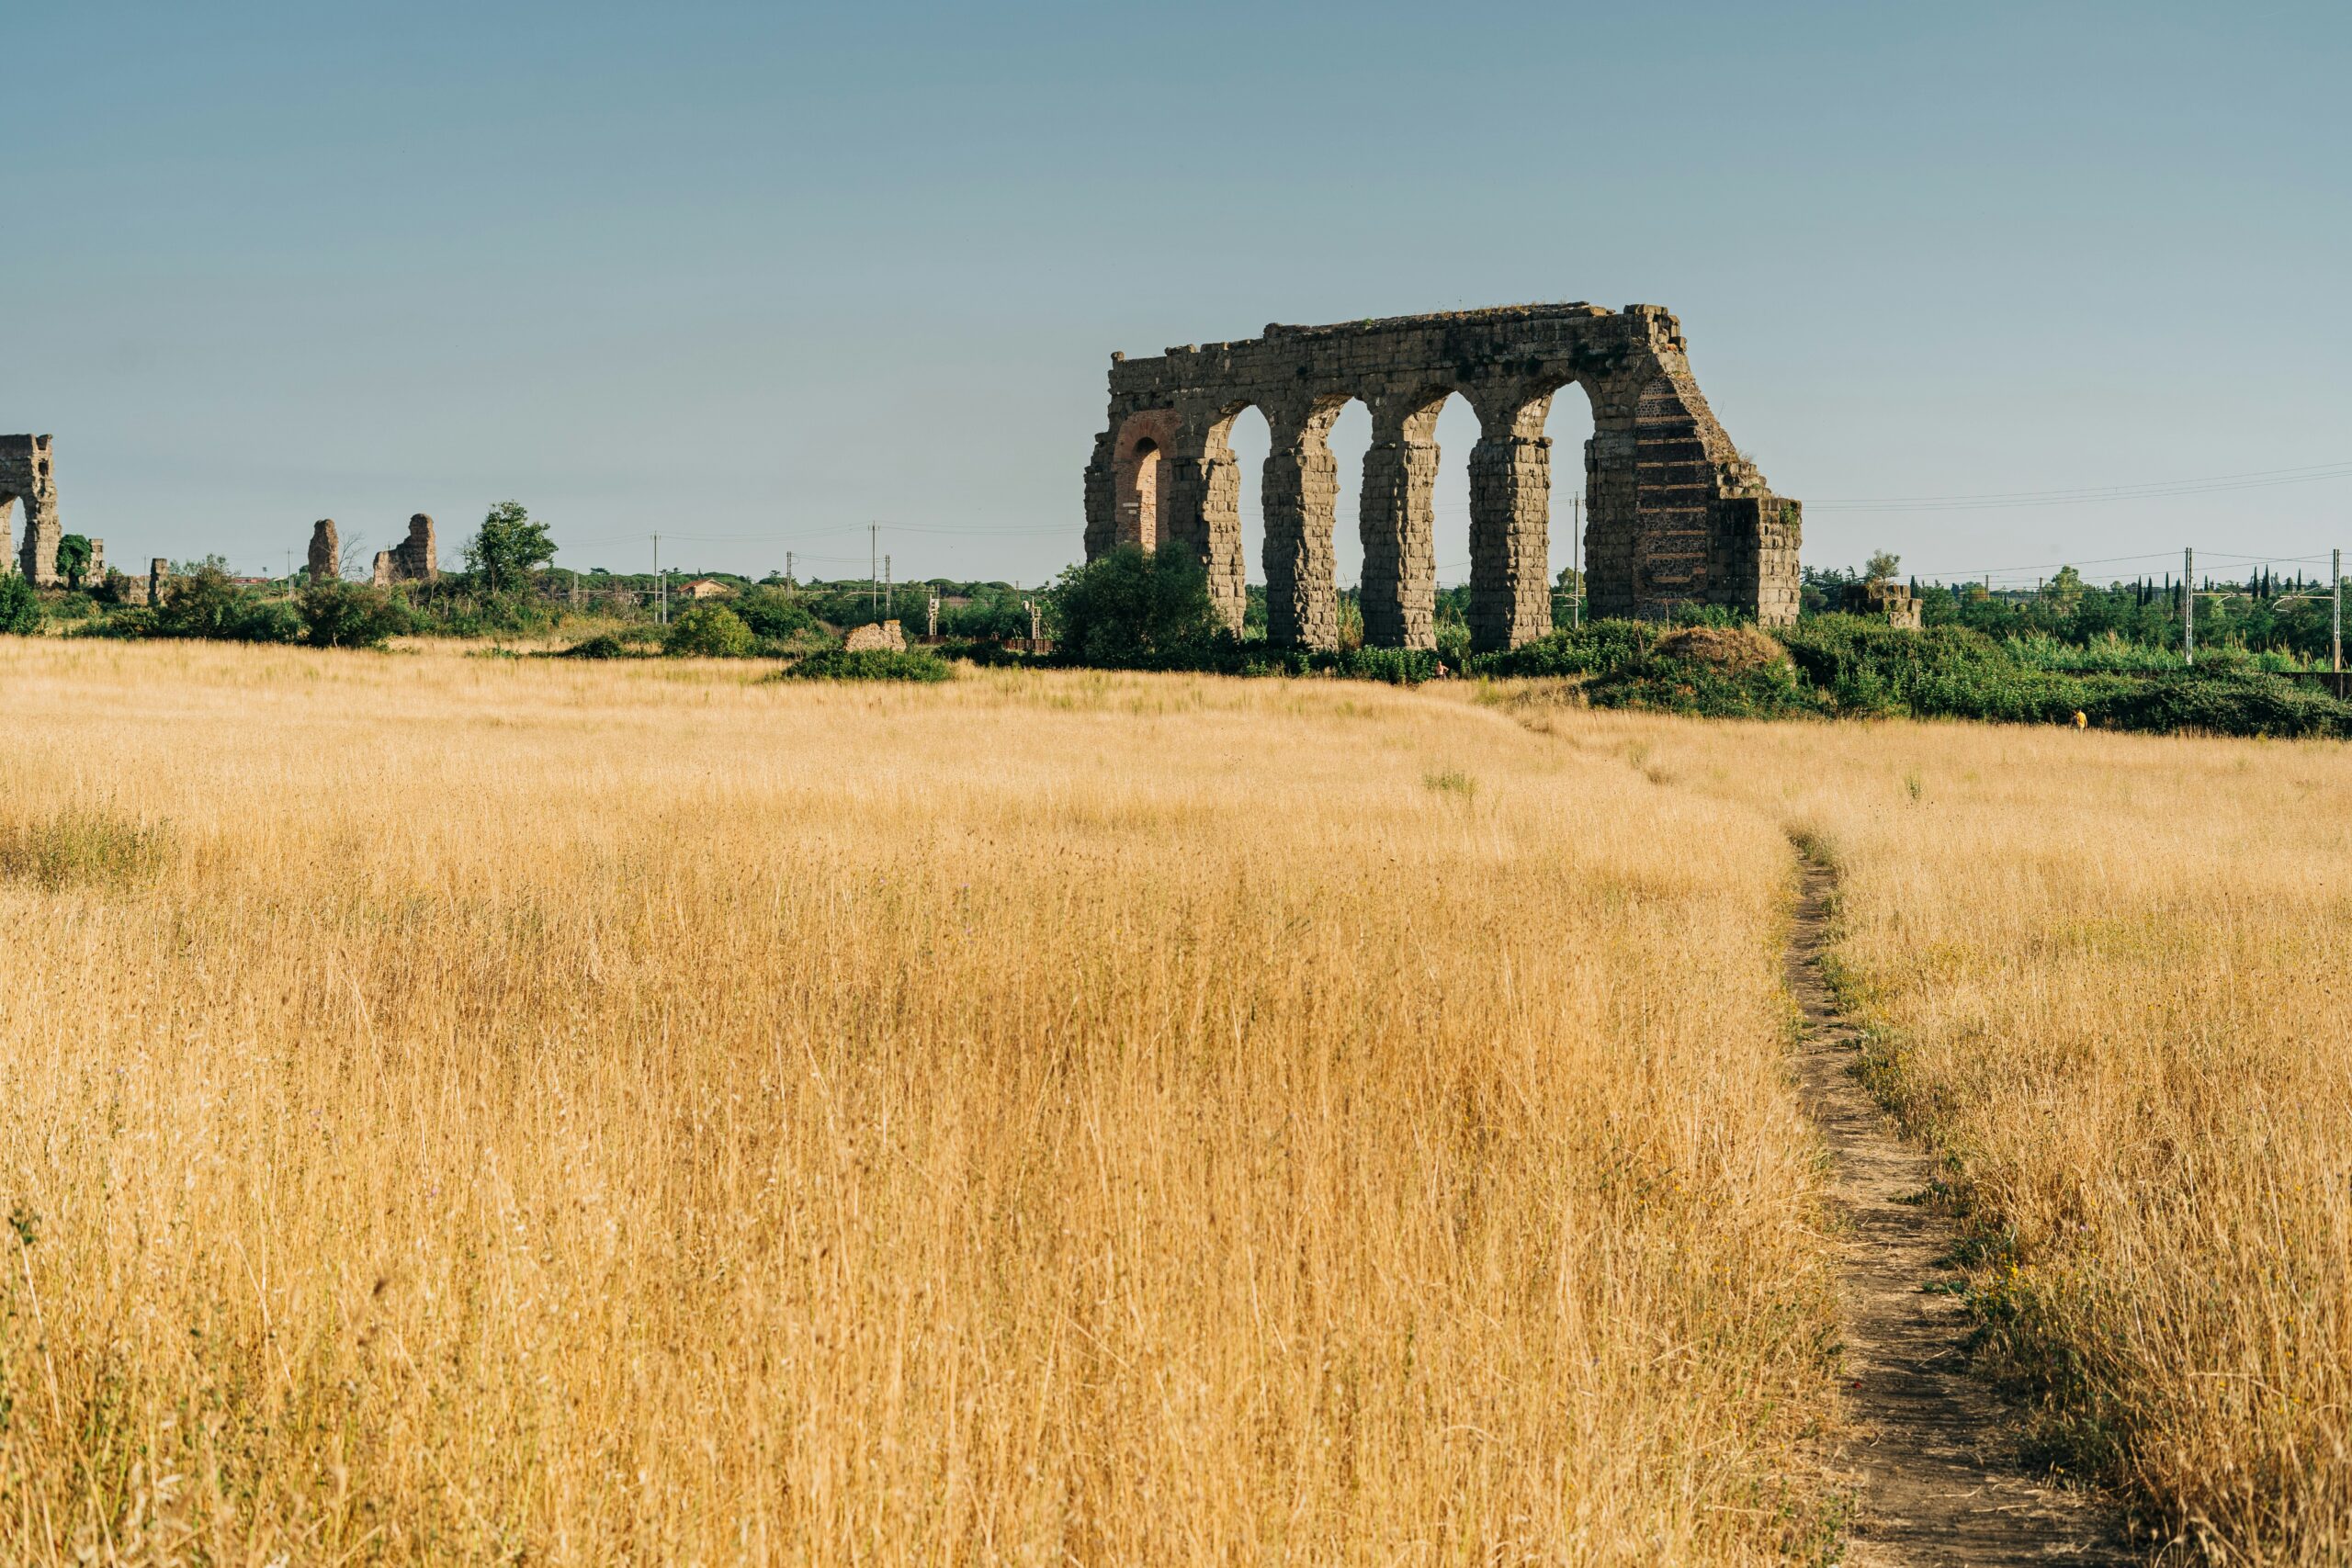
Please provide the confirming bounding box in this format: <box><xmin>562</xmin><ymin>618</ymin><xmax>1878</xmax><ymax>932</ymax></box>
<box><xmin>1809</xmin><ymin>460</ymin><xmax>2352</xmax><ymax>513</ymax></box>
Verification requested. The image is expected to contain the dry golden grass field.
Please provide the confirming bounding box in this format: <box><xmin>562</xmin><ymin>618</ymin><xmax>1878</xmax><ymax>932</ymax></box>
<box><xmin>1511</xmin><ymin>700</ymin><xmax>2352</xmax><ymax>1565</ymax></box>
<box><xmin>0</xmin><ymin>641</ymin><xmax>1836</xmax><ymax>1565</ymax></box>
<box><xmin>3</xmin><ymin>640</ymin><xmax>2347</xmax><ymax>1565</ymax></box>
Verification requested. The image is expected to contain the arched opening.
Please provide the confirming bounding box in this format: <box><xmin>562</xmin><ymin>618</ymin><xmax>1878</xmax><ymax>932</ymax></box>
<box><xmin>1129</xmin><ymin>441</ymin><xmax>1160</xmax><ymax>548</ymax></box>
<box><xmin>1223</xmin><ymin>405</ymin><xmax>1272</xmax><ymax>638</ymax></box>
<box><xmin>1111</xmin><ymin>410</ymin><xmax>1179</xmax><ymax>551</ymax></box>
<box><xmin>1430</xmin><ymin>392</ymin><xmax>1479</xmax><ymax>660</ymax></box>
<box><xmin>1544</xmin><ymin>385</ymin><xmax>1596</xmax><ymax>628</ymax></box>
<box><xmin>1326</xmin><ymin>399</ymin><xmax>1372</xmax><ymax>606</ymax></box>
<box><xmin>1362</xmin><ymin>378</ymin><xmax>1600</xmax><ymax>653</ymax></box>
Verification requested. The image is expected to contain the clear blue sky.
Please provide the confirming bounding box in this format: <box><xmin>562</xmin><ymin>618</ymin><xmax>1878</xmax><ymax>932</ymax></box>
<box><xmin>7</xmin><ymin>1</ymin><xmax>2347</xmax><ymax>590</ymax></box>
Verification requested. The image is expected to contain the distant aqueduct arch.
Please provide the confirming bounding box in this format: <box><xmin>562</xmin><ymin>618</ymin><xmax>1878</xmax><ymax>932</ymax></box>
<box><xmin>1081</xmin><ymin>304</ymin><xmax>1801</xmax><ymax>651</ymax></box>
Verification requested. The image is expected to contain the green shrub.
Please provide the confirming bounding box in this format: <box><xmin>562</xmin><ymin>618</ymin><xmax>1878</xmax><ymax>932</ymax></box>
<box><xmin>153</xmin><ymin>565</ymin><xmax>303</xmax><ymax>643</ymax></box>
<box><xmin>555</xmin><ymin>634</ymin><xmax>655</xmax><ymax>660</ymax></box>
<box><xmin>401</xmin><ymin>587</ymin><xmax>560</xmax><ymax>637</ymax></box>
<box><xmin>663</xmin><ymin>605</ymin><xmax>756</xmax><ymax>658</ymax></box>
<box><xmin>1048</xmin><ymin>546</ymin><xmax>1220</xmax><ymax>660</ymax></box>
<box><xmin>732</xmin><ymin>588</ymin><xmax>820</xmax><ymax>641</ymax></box>
<box><xmin>1329</xmin><ymin>647</ymin><xmax>1445</xmax><ymax>685</ymax></box>
<box><xmin>1465</xmin><ymin>620</ymin><xmax>1661</xmax><ymax>679</ymax></box>
<box><xmin>67</xmin><ymin>607</ymin><xmax>156</xmax><ymax>640</ymax></box>
<box><xmin>2079</xmin><ymin>671</ymin><xmax>2351</xmax><ymax>739</ymax></box>
<box><xmin>297</xmin><ymin>580</ymin><xmax>411</xmax><ymax>649</ymax></box>
<box><xmin>0</xmin><ymin>574</ymin><xmax>38</xmax><ymax>636</ymax></box>
<box><xmin>1586</xmin><ymin>653</ymin><xmax>1825</xmax><ymax>719</ymax></box>
<box><xmin>775</xmin><ymin>649</ymin><xmax>953</xmax><ymax>682</ymax></box>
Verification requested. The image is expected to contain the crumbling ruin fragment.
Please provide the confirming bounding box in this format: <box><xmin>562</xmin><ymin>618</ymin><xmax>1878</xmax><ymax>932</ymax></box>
<box><xmin>843</xmin><ymin>620</ymin><xmax>906</xmax><ymax>652</ymax></box>
<box><xmin>1082</xmin><ymin>305</ymin><xmax>1801</xmax><ymax>650</ymax></box>
<box><xmin>371</xmin><ymin>513</ymin><xmax>439</xmax><ymax>587</ymax></box>
<box><xmin>1</xmin><ymin>435</ymin><xmax>63</xmax><ymax>586</ymax></box>
<box><xmin>1844</xmin><ymin>579</ymin><xmax>1923</xmax><ymax>629</ymax></box>
<box><xmin>394</xmin><ymin>513</ymin><xmax>437</xmax><ymax>582</ymax></box>
<box><xmin>308</xmin><ymin>520</ymin><xmax>339</xmax><ymax>582</ymax></box>
<box><xmin>149</xmin><ymin>558</ymin><xmax>169</xmax><ymax>606</ymax></box>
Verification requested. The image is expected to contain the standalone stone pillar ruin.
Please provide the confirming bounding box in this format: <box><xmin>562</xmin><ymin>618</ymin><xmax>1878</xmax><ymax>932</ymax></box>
<box><xmin>394</xmin><ymin>513</ymin><xmax>438</xmax><ymax>581</ymax></box>
<box><xmin>1080</xmin><ymin>305</ymin><xmax>1801</xmax><ymax>649</ymax></box>
<box><xmin>1</xmin><ymin>435</ymin><xmax>63</xmax><ymax>586</ymax></box>
<box><xmin>371</xmin><ymin>514</ymin><xmax>439</xmax><ymax>587</ymax></box>
<box><xmin>149</xmin><ymin>558</ymin><xmax>169</xmax><ymax>606</ymax></box>
<box><xmin>308</xmin><ymin>519</ymin><xmax>339</xmax><ymax>582</ymax></box>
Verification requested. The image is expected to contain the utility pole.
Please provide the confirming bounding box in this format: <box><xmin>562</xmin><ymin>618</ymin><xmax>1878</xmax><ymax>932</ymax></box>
<box><xmin>2183</xmin><ymin>547</ymin><xmax>2194</xmax><ymax>666</ymax></box>
<box><xmin>870</xmin><ymin>524</ymin><xmax>879</xmax><ymax>614</ymax></box>
<box><xmin>2333</xmin><ymin>547</ymin><xmax>2342</xmax><ymax>675</ymax></box>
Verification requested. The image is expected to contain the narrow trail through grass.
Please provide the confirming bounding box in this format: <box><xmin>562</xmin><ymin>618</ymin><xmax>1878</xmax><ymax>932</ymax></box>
<box><xmin>1784</xmin><ymin>848</ymin><xmax>2126</xmax><ymax>1565</ymax></box>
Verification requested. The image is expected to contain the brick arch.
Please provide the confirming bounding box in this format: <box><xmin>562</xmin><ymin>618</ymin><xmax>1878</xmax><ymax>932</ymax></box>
<box><xmin>1109</xmin><ymin>410</ymin><xmax>1178</xmax><ymax>550</ymax></box>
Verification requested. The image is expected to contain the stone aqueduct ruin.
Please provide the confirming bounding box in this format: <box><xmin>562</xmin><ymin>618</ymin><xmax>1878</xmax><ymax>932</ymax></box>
<box><xmin>2</xmin><ymin>435</ymin><xmax>66</xmax><ymax>586</ymax></box>
<box><xmin>1083</xmin><ymin>304</ymin><xmax>1801</xmax><ymax>649</ymax></box>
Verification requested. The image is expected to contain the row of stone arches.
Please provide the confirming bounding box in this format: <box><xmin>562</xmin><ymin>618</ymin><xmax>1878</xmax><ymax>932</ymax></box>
<box><xmin>1083</xmin><ymin>305</ymin><xmax>1803</xmax><ymax>650</ymax></box>
<box><xmin>1114</xmin><ymin>391</ymin><xmax>1596</xmax><ymax>649</ymax></box>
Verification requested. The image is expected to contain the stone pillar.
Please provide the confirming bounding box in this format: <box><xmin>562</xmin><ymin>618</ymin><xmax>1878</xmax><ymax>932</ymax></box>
<box><xmin>372</xmin><ymin>551</ymin><xmax>395</xmax><ymax>588</ymax></box>
<box><xmin>1713</xmin><ymin>498</ymin><xmax>1804</xmax><ymax>628</ymax></box>
<box><xmin>1261</xmin><ymin>403</ymin><xmax>1340</xmax><ymax>649</ymax></box>
<box><xmin>308</xmin><ymin>519</ymin><xmax>339</xmax><ymax>582</ymax></box>
<box><xmin>1164</xmin><ymin>419</ymin><xmax>1246</xmax><ymax>636</ymax></box>
<box><xmin>85</xmin><ymin>537</ymin><xmax>106</xmax><ymax>586</ymax></box>
<box><xmin>148</xmin><ymin>558</ymin><xmax>169</xmax><ymax>606</ymax></box>
<box><xmin>1583</xmin><ymin>401</ymin><xmax>1641</xmax><ymax>621</ymax></box>
<box><xmin>1358</xmin><ymin>406</ymin><xmax>1439</xmax><ymax>650</ymax></box>
<box><xmin>1467</xmin><ymin>416</ymin><xmax>1554</xmax><ymax>652</ymax></box>
<box><xmin>395</xmin><ymin>514</ymin><xmax>438</xmax><ymax>581</ymax></box>
<box><xmin>3</xmin><ymin>434</ymin><xmax>62</xmax><ymax>586</ymax></box>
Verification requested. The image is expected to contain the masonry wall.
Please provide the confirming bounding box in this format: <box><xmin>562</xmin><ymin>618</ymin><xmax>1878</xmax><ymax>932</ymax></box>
<box><xmin>1</xmin><ymin>435</ymin><xmax>63</xmax><ymax>586</ymax></box>
<box><xmin>1081</xmin><ymin>305</ymin><xmax>1800</xmax><ymax>649</ymax></box>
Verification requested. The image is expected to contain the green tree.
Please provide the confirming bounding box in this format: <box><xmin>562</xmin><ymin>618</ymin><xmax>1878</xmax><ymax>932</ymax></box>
<box><xmin>733</xmin><ymin>587</ymin><xmax>820</xmax><ymax>641</ymax></box>
<box><xmin>297</xmin><ymin>580</ymin><xmax>411</xmax><ymax>649</ymax></box>
<box><xmin>664</xmin><ymin>604</ymin><xmax>755</xmax><ymax>658</ymax></box>
<box><xmin>1048</xmin><ymin>546</ymin><xmax>1221</xmax><ymax>661</ymax></box>
<box><xmin>0</xmin><ymin>573</ymin><xmax>38</xmax><ymax>636</ymax></box>
<box><xmin>56</xmin><ymin>535</ymin><xmax>92</xmax><ymax>590</ymax></box>
<box><xmin>463</xmin><ymin>502</ymin><xmax>558</xmax><ymax>595</ymax></box>
<box><xmin>1865</xmin><ymin>550</ymin><xmax>1901</xmax><ymax>584</ymax></box>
